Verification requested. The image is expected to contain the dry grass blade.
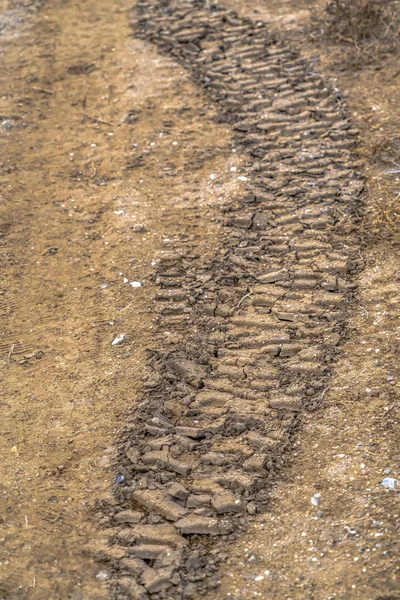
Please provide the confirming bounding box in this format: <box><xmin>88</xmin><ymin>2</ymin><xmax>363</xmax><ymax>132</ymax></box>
<box><xmin>314</xmin><ymin>0</ymin><xmax>400</xmax><ymax>66</ymax></box>
<box><xmin>325</xmin><ymin>0</ymin><xmax>398</xmax><ymax>43</ymax></box>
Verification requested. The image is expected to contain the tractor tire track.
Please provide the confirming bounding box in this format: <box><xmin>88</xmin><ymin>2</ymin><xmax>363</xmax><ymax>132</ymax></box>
<box><xmin>103</xmin><ymin>2</ymin><xmax>365</xmax><ymax>597</ymax></box>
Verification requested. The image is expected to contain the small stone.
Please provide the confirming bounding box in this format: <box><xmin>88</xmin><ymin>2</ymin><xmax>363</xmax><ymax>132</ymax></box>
<box><xmin>133</xmin><ymin>224</ymin><xmax>147</xmax><ymax>233</ymax></box>
<box><xmin>112</xmin><ymin>334</ymin><xmax>126</xmax><ymax>346</ymax></box>
<box><xmin>382</xmin><ymin>477</ymin><xmax>398</xmax><ymax>490</ymax></box>
<box><xmin>311</xmin><ymin>493</ymin><xmax>322</xmax><ymax>507</ymax></box>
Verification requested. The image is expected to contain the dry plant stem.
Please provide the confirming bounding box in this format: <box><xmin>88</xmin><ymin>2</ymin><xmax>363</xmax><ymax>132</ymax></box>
<box><xmin>316</xmin><ymin>0</ymin><xmax>400</xmax><ymax>66</ymax></box>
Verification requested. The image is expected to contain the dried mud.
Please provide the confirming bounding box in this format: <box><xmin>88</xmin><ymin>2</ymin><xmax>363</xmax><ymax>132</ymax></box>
<box><xmin>0</xmin><ymin>0</ymin><xmax>399</xmax><ymax>599</ymax></box>
<box><xmin>98</xmin><ymin>1</ymin><xmax>374</xmax><ymax>598</ymax></box>
<box><xmin>0</xmin><ymin>0</ymin><xmax>236</xmax><ymax>597</ymax></box>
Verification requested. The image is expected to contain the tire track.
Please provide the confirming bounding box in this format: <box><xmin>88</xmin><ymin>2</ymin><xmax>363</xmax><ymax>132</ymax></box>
<box><xmin>103</xmin><ymin>2</ymin><xmax>365</xmax><ymax>597</ymax></box>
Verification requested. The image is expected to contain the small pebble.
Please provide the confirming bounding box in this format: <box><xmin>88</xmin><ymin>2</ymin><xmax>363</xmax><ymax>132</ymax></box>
<box><xmin>133</xmin><ymin>224</ymin><xmax>146</xmax><ymax>233</ymax></box>
<box><xmin>382</xmin><ymin>477</ymin><xmax>398</xmax><ymax>490</ymax></box>
<box><xmin>311</xmin><ymin>493</ymin><xmax>322</xmax><ymax>507</ymax></box>
<box><xmin>130</xmin><ymin>281</ymin><xmax>142</xmax><ymax>288</ymax></box>
<box><xmin>247</xmin><ymin>555</ymin><xmax>257</xmax><ymax>563</ymax></box>
<box><xmin>112</xmin><ymin>334</ymin><xmax>126</xmax><ymax>346</ymax></box>
<box><xmin>116</xmin><ymin>475</ymin><xmax>125</xmax><ymax>484</ymax></box>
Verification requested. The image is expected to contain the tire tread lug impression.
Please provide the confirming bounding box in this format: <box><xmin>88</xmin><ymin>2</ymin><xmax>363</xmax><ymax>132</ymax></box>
<box><xmin>106</xmin><ymin>1</ymin><xmax>364</xmax><ymax>597</ymax></box>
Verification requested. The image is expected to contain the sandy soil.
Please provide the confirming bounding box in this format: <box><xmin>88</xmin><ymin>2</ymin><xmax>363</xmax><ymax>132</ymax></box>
<box><xmin>0</xmin><ymin>0</ymin><xmax>398</xmax><ymax>598</ymax></box>
<box><xmin>214</xmin><ymin>1</ymin><xmax>400</xmax><ymax>598</ymax></box>
<box><xmin>0</xmin><ymin>0</ymin><xmax>236</xmax><ymax>596</ymax></box>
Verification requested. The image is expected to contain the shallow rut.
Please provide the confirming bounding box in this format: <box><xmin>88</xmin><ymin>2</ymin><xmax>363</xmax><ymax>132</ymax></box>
<box><xmin>103</xmin><ymin>1</ymin><xmax>365</xmax><ymax>598</ymax></box>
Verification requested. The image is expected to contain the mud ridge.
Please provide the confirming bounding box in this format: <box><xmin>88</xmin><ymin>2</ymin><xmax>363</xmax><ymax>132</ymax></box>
<box><xmin>100</xmin><ymin>2</ymin><xmax>366</xmax><ymax>597</ymax></box>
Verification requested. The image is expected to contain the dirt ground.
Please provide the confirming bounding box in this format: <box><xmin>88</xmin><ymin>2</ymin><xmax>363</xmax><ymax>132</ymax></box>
<box><xmin>0</xmin><ymin>0</ymin><xmax>237</xmax><ymax>596</ymax></box>
<box><xmin>213</xmin><ymin>2</ymin><xmax>400</xmax><ymax>598</ymax></box>
<box><xmin>0</xmin><ymin>0</ymin><xmax>398</xmax><ymax>599</ymax></box>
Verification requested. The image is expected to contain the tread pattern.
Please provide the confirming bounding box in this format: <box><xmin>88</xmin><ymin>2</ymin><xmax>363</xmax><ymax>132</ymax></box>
<box><xmin>103</xmin><ymin>2</ymin><xmax>365</xmax><ymax>598</ymax></box>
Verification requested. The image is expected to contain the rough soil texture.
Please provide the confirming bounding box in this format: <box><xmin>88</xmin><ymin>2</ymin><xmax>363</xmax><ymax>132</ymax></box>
<box><xmin>0</xmin><ymin>0</ymin><xmax>399</xmax><ymax>599</ymax></box>
<box><xmin>0</xmin><ymin>0</ymin><xmax>237</xmax><ymax>597</ymax></box>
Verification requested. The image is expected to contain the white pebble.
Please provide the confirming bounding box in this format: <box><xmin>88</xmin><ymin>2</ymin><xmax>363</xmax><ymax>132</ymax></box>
<box><xmin>311</xmin><ymin>493</ymin><xmax>321</xmax><ymax>507</ymax></box>
<box><xmin>112</xmin><ymin>334</ymin><xmax>126</xmax><ymax>346</ymax></box>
